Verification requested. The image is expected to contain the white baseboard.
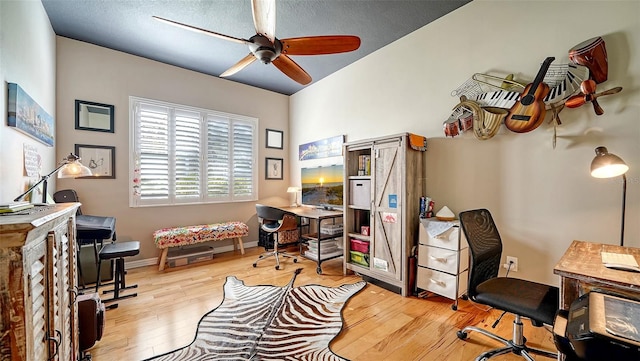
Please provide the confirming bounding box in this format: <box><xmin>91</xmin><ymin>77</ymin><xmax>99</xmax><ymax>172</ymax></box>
<box><xmin>125</xmin><ymin>240</ymin><xmax>259</xmax><ymax>269</ymax></box>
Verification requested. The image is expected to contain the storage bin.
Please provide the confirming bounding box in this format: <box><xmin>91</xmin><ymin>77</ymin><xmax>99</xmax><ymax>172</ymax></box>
<box><xmin>349</xmin><ymin>179</ymin><xmax>371</xmax><ymax>208</ymax></box>
<box><xmin>350</xmin><ymin>238</ymin><xmax>370</xmax><ymax>253</ymax></box>
<box><xmin>349</xmin><ymin>250</ymin><xmax>370</xmax><ymax>267</ymax></box>
<box><xmin>320</xmin><ymin>223</ymin><xmax>343</xmax><ymax>235</ymax></box>
<box><xmin>167</xmin><ymin>246</ymin><xmax>214</xmax><ymax>267</ymax></box>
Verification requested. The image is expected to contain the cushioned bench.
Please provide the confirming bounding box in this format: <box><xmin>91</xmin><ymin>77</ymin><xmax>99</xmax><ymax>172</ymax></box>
<box><xmin>153</xmin><ymin>221</ymin><xmax>248</xmax><ymax>271</ymax></box>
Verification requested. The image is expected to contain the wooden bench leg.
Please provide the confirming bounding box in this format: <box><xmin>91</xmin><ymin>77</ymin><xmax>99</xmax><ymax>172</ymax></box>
<box><xmin>158</xmin><ymin>248</ymin><xmax>168</xmax><ymax>271</ymax></box>
<box><xmin>234</xmin><ymin>237</ymin><xmax>245</xmax><ymax>255</ymax></box>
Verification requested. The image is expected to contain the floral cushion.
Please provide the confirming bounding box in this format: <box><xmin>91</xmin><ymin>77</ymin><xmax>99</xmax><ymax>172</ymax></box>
<box><xmin>153</xmin><ymin>221</ymin><xmax>249</xmax><ymax>249</ymax></box>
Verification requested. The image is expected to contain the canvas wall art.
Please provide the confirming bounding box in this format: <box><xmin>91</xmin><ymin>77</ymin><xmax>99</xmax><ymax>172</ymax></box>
<box><xmin>298</xmin><ymin>135</ymin><xmax>344</xmax><ymax>161</ymax></box>
<box><xmin>7</xmin><ymin>83</ymin><xmax>55</xmax><ymax>146</ymax></box>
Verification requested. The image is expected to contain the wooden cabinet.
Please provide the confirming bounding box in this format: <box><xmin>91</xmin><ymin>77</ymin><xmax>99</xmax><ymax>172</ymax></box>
<box><xmin>343</xmin><ymin>133</ymin><xmax>425</xmax><ymax>296</ymax></box>
<box><xmin>416</xmin><ymin>219</ymin><xmax>469</xmax><ymax>310</ymax></box>
<box><xmin>1</xmin><ymin>203</ymin><xmax>80</xmax><ymax>361</ymax></box>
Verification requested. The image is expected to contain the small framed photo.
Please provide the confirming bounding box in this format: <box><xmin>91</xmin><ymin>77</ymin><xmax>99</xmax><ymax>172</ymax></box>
<box><xmin>265</xmin><ymin>157</ymin><xmax>283</xmax><ymax>180</ymax></box>
<box><xmin>75</xmin><ymin>144</ymin><xmax>116</xmax><ymax>179</ymax></box>
<box><xmin>266</xmin><ymin>128</ymin><xmax>283</xmax><ymax>149</ymax></box>
<box><xmin>75</xmin><ymin>100</ymin><xmax>115</xmax><ymax>133</ymax></box>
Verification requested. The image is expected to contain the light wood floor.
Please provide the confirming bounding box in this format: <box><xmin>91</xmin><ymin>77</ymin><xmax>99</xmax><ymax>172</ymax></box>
<box><xmin>86</xmin><ymin>246</ymin><xmax>557</xmax><ymax>361</ymax></box>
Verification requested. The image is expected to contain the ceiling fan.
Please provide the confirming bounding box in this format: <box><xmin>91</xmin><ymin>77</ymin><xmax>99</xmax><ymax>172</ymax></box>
<box><xmin>153</xmin><ymin>0</ymin><xmax>361</xmax><ymax>85</ymax></box>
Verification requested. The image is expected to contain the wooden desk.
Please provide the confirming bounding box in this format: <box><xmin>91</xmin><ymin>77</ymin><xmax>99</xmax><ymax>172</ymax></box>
<box><xmin>554</xmin><ymin>240</ymin><xmax>640</xmax><ymax>310</ymax></box>
<box><xmin>280</xmin><ymin>206</ymin><xmax>343</xmax><ymax>274</ymax></box>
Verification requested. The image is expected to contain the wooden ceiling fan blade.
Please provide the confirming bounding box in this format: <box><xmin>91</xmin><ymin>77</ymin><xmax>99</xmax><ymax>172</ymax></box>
<box><xmin>221</xmin><ymin>54</ymin><xmax>257</xmax><ymax>77</ymax></box>
<box><xmin>252</xmin><ymin>0</ymin><xmax>276</xmax><ymax>43</ymax></box>
<box><xmin>281</xmin><ymin>36</ymin><xmax>361</xmax><ymax>55</ymax></box>
<box><xmin>272</xmin><ymin>55</ymin><xmax>312</xmax><ymax>85</ymax></box>
<box><xmin>153</xmin><ymin>16</ymin><xmax>248</xmax><ymax>45</ymax></box>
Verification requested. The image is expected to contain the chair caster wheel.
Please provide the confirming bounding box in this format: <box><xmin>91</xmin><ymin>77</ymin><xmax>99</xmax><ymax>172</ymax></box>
<box><xmin>316</xmin><ymin>267</ymin><xmax>322</xmax><ymax>274</ymax></box>
<box><xmin>275</xmin><ymin>265</ymin><xmax>280</xmax><ymax>270</ymax></box>
<box><xmin>451</xmin><ymin>304</ymin><xmax>457</xmax><ymax>311</ymax></box>
<box><xmin>293</xmin><ymin>259</ymin><xmax>298</xmax><ymax>263</ymax></box>
<box><xmin>457</xmin><ymin>331</ymin><xmax>468</xmax><ymax>340</ymax></box>
<box><xmin>253</xmin><ymin>263</ymin><xmax>257</xmax><ymax>268</ymax></box>
<box><xmin>461</xmin><ymin>294</ymin><xmax>468</xmax><ymax>300</ymax></box>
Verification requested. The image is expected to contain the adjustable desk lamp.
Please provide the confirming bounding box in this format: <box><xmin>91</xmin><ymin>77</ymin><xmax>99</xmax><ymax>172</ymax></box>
<box><xmin>14</xmin><ymin>153</ymin><xmax>92</xmax><ymax>203</ymax></box>
<box><xmin>590</xmin><ymin>146</ymin><xmax>629</xmax><ymax>247</ymax></box>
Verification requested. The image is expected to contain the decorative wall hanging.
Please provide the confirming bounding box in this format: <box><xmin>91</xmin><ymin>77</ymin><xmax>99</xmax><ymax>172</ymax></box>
<box><xmin>298</xmin><ymin>135</ymin><xmax>344</xmax><ymax>161</ymax></box>
<box><xmin>265</xmin><ymin>128</ymin><xmax>283</xmax><ymax>149</ymax></box>
<box><xmin>75</xmin><ymin>144</ymin><xmax>116</xmax><ymax>178</ymax></box>
<box><xmin>443</xmin><ymin>34</ymin><xmax>622</xmax><ymax>148</ymax></box>
<box><xmin>7</xmin><ymin>83</ymin><xmax>55</xmax><ymax>146</ymax></box>
<box><xmin>75</xmin><ymin>100</ymin><xmax>115</xmax><ymax>133</ymax></box>
<box><xmin>265</xmin><ymin>157</ymin><xmax>283</xmax><ymax>180</ymax></box>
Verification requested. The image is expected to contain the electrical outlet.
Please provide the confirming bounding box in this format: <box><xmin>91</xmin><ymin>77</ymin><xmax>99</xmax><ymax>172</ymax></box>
<box><xmin>504</xmin><ymin>256</ymin><xmax>518</xmax><ymax>272</ymax></box>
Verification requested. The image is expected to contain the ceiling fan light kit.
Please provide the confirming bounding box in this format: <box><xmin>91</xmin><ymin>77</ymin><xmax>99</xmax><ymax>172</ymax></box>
<box><xmin>154</xmin><ymin>0</ymin><xmax>360</xmax><ymax>85</ymax></box>
<box><xmin>249</xmin><ymin>35</ymin><xmax>282</xmax><ymax>64</ymax></box>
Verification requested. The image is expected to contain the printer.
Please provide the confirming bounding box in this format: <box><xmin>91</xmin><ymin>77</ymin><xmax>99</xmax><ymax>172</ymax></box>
<box><xmin>554</xmin><ymin>291</ymin><xmax>640</xmax><ymax>361</ymax></box>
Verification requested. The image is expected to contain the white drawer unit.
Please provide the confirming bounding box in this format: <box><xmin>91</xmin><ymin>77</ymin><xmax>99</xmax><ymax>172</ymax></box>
<box><xmin>417</xmin><ymin>268</ymin><xmax>469</xmax><ymax>300</ymax></box>
<box><xmin>417</xmin><ymin>218</ymin><xmax>469</xmax><ymax>310</ymax></box>
<box><xmin>418</xmin><ymin>244</ymin><xmax>469</xmax><ymax>275</ymax></box>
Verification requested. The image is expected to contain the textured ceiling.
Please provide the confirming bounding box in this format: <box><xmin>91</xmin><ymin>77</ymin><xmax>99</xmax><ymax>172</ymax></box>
<box><xmin>41</xmin><ymin>0</ymin><xmax>471</xmax><ymax>95</ymax></box>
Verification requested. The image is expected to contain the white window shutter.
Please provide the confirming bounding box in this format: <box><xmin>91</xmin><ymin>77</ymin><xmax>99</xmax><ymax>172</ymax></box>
<box><xmin>130</xmin><ymin>97</ymin><xmax>258</xmax><ymax>206</ymax></box>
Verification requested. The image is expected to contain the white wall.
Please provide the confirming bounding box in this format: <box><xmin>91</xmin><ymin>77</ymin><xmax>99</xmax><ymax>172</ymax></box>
<box><xmin>55</xmin><ymin>38</ymin><xmax>290</xmax><ymax>261</ymax></box>
<box><xmin>290</xmin><ymin>0</ymin><xmax>640</xmax><ymax>285</ymax></box>
<box><xmin>0</xmin><ymin>0</ymin><xmax>57</xmax><ymax>203</ymax></box>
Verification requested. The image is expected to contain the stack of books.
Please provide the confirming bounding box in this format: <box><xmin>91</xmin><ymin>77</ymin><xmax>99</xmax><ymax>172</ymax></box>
<box><xmin>357</xmin><ymin>155</ymin><xmax>371</xmax><ymax>176</ymax></box>
<box><xmin>0</xmin><ymin>201</ymin><xmax>34</xmax><ymax>213</ymax></box>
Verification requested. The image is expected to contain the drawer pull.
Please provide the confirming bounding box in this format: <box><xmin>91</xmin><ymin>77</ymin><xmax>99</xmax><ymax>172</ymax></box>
<box><xmin>429</xmin><ymin>255</ymin><xmax>448</xmax><ymax>263</ymax></box>
<box><xmin>430</xmin><ymin>278</ymin><xmax>446</xmax><ymax>287</ymax></box>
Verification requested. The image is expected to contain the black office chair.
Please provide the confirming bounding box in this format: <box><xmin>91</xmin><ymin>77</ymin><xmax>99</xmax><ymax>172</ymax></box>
<box><xmin>456</xmin><ymin>209</ymin><xmax>559</xmax><ymax>361</ymax></box>
<box><xmin>254</xmin><ymin>204</ymin><xmax>299</xmax><ymax>270</ymax></box>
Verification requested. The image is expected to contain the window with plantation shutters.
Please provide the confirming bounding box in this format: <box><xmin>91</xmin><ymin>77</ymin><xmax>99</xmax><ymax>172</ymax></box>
<box><xmin>130</xmin><ymin>96</ymin><xmax>258</xmax><ymax>207</ymax></box>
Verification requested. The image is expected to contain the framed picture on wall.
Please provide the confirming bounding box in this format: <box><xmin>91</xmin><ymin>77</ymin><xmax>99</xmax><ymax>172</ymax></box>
<box><xmin>75</xmin><ymin>100</ymin><xmax>115</xmax><ymax>133</ymax></box>
<box><xmin>265</xmin><ymin>157</ymin><xmax>283</xmax><ymax>180</ymax></box>
<box><xmin>75</xmin><ymin>144</ymin><xmax>116</xmax><ymax>178</ymax></box>
<box><xmin>266</xmin><ymin>129</ymin><xmax>283</xmax><ymax>149</ymax></box>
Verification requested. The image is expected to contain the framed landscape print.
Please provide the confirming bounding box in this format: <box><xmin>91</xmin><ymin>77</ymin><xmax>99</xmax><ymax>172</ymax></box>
<box><xmin>7</xmin><ymin>83</ymin><xmax>55</xmax><ymax>146</ymax></box>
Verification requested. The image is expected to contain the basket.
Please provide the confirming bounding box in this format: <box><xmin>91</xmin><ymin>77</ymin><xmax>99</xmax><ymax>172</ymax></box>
<box><xmin>350</xmin><ymin>239</ymin><xmax>370</xmax><ymax>253</ymax></box>
<box><xmin>349</xmin><ymin>251</ymin><xmax>369</xmax><ymax>267</ymax></box>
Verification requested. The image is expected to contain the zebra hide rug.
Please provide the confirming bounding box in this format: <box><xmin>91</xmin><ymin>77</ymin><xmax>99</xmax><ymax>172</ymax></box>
<box><xmin>145</xmin><ymin>269</ymin><xmax>366</xmax><ymax>361</ymax></box>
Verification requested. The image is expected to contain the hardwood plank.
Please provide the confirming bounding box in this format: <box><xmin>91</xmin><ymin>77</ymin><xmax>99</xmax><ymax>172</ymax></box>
<box><xmin>85</xmin><ymin>247</ymin><xmax>556</xmax><ymax>360</ymax></box>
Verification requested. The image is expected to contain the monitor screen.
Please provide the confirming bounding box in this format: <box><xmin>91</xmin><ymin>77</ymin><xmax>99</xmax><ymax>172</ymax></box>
<box><xmin>301</xmin><ymin>164</ymin><xmax>343</xmax><ymax>209</ymax></box>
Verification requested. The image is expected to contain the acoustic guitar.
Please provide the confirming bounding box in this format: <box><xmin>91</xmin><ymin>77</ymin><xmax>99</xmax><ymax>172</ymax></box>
<box><xmin>504</xmin><ymin>57</ymin><xmax>555</xmax><ymax>133</ymax></box>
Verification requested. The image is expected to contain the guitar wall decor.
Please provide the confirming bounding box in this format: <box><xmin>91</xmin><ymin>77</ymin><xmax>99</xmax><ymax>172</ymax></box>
<box><xmin>504</xmin><ymin>57</ymin><xmax>555</xmax><ymax>133</ymax></box>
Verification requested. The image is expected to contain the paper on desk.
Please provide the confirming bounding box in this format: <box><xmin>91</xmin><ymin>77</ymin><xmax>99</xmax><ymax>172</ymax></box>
<box><xmin>426</xmin><ymin>220</ymin><xmax>454</xmax><ymax>238</ymax></box>
<box><xmin>601</xmin><ymin>252</ymin><xmax>639</xmax><ymax>267</ymax></box>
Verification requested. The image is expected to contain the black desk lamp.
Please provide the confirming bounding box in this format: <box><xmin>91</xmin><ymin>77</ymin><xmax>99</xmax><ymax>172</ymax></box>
<box><xmin>590</xmin><ymin>146</ymin><xmax>629</xmax><ymax>246</ymax></box>
<box><xmin>14</xmin><ymin>153</ymin><xmax>92</xmax><ymax>203</ymax></box>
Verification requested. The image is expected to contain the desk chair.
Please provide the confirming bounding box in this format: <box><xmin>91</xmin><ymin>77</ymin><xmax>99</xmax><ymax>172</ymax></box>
<box><xmin>54</xmin><ymin>189</ymin><xmax>116</xmax><ymax>288</ymax></box>
<box><xmin>456</xmin><ymin>209</ymin><xmax>559</xmax><ymax>361</ymax></box>
<box><xmin>254</xmin><ymin>204</ymin><xmax>298</xmax><ymax>270</ymax></box>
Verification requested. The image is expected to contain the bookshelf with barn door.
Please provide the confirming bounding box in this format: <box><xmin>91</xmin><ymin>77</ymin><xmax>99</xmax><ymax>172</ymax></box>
<box><xmin>343</xmin><ymin>133</ymin><xmax>426</xmax><ymax>296</ymax></box>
